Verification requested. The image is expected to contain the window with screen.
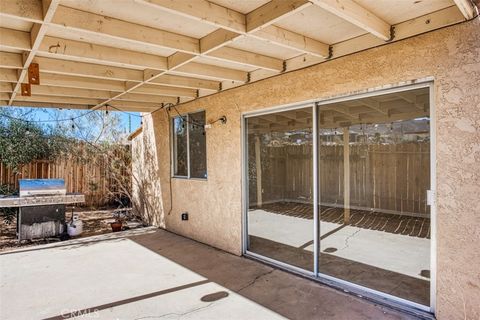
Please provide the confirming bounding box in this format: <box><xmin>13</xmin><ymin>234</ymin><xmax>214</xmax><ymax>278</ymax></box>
<box><xmin>172</xmin><ymin>110</ymin><xmax>207</xmax><ymax>179</ymax></box>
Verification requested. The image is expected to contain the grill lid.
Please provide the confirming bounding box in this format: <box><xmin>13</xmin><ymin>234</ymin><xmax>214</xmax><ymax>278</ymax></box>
<box><xmin>19</xmin><ymin>179</ymin><xmax>66</xmax><ymax>197</ymax></box>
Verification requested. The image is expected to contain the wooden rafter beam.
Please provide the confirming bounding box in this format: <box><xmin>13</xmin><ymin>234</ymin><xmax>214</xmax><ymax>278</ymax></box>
<box><xmin>173</xmin><ymin>62</ymin><xmax>248</xmax><ymax>82</ymax></box>
<box><xmin>129</xmin><ymin>84</ymin><xmax>197</xmax><ymax>98</ymax></box>
<box><xmin>33</xmin><ymin>56</ymin><xmax>144</xmax><ymax>82</ymax></box>
<box><xmin>9</xmin><ymin>0</ymin><xmax>60</xmax><ymax>105</ymax></box>
<box><xmin>39</xmin><ymin>36</ymin><xmax>168</xmax><ymax>71</ymax></box>
<box><xmin>246</xmin><ymin>0</ymin><xmax>311</xmax><ymax>33</ymax></box>
<box><xmin>139</xmin><ymin>0</ymin><xmax>246</xmax><ymax>33</ymax></box>
<box><xmin>15</xmin><ymin>94</ymin><xmax>101</xmax><ymax>106</ymax></box>
<box><xmin>1</xmin><ymin>100</ymin><xmax>159</xmax><ymax>112</ymax></box>
<box><xmin>252</xmin><ymin>25</ymin><xmax>329</xmax><ymax>58</ymax></box>
<box><xmin>0</xmin><ymin>52</ymin><xmax>23</xmax><ymax>69</ymax></box>
<box><xmin>452</xmin><ymin>0</ymin><xmax>477</xmax><ymax>19</ymax></box>
<box><xmin>0</xmin><ymin>82</ymin><xmax>13</xmax><ymax>92</ymax></box>
<box><xmin>40</xmin><ymin>73</ymin><xmax>126</xmax><ymax>92</ymax></box>
<box><xmin>0</xmin><ymin>0</ymin><xmax>44</xmax><ymax>22</ymax></box>
<box><xmin>0</xmin><ymin>0</ymin><xmax>331</xmax><ymax>112</ymax></box>
<box><xmin>117</xmin><ymin>92</ymin><xmax>178</xmax><ymax>104</ymax></box>
<box><xmin>137</xmin><ymin>0</ymin><xmax>330</xmax><ymax>57</ymax></box>
<box><xmin>310</xmin><ymin>0</ymin><xmax>391</xmax><ymax>41</ymax></box>
<box><xmin>208</xmin><ymin>47</ymin><xmax>284</xmax><ymax>71</ymax></box>
<box><xmin>148</xmin><ymin>75</ymin><xmax>220</xmax><ymax>91</ymax></box>
<box><xmin>51</xmin><ymin>5</ymin><xmax>200</xmax><ymax>54</ymax></box>
<box><xmin>29</xmin><ymin>85</ymin><xmax>112</xmax><ymax>99</ymax></box>
<box><xmin>0</xmin><ymin>27</ymin><xmax>31</xmax><ymax>51</ymax></box>
<box><xmin>0</xmin><ymin>68</ymin><xmax>21</xmax><ymax>82</ymax></box>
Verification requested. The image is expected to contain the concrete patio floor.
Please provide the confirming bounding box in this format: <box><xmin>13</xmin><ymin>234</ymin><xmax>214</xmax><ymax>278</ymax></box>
<box><xmin>0</xmin><ymin>228</ymin><xmax>423</xmax><ymax>320</ymax></box>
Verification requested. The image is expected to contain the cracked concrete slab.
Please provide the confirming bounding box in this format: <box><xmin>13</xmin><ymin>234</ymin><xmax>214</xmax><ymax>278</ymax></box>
<box><xmin>1</xmin><ymin>229</ymin><xmax>420</xmax><ymax>320</ymax></box>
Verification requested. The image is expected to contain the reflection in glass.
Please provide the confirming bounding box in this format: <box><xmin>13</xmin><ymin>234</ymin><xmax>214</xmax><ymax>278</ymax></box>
<box><xmin>172</xmin><ymin>116</ymin><xmax>188</xmax><ymax>176</ymax></box>
<box><xmin>246</xmin><ymin>107</ymin><xmax>314</xmax><ymax>271</ymax></box>
<box><xmin>317</xmin><ymin>87</ymin><xmax>431</xmax><ymax>305</ymax></box>
<box><xmin>189</xmin><ymin>111</ymin><xmax>207</xmax><ymax>179</ymax></box>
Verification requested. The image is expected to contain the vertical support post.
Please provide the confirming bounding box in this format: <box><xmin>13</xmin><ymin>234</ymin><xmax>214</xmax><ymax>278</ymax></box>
<box><xmin>255</xmin><ymin>135</ymin><xmax>263</xmax><ymax>208</ymax></box>
<box><xmin>343</xmin><ymin>127</ymin><xmax>350</xmax><ymax>224</ymax></box>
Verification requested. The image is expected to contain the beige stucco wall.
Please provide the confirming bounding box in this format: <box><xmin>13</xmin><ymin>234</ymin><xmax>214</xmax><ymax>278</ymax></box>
<box><xmin>132</xmin><ymin>19</ymin><xmax>480</xmax><ymax>319</ymax></box>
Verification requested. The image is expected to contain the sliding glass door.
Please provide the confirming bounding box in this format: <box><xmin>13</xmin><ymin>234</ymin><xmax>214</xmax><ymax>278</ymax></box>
<box><xmin>244</xmin><ymin>84</ymin><xmax>433</xmax><ymax>308</ymax></box>
<box><xmin>317</xmin><ymin>86</ymin><xmax>431</xmax><ymax>306</ymax></box>
<box><xmin>245</xmin><ymin>107</ymin><xmax>314</xmax><ymax>271</ymax></box>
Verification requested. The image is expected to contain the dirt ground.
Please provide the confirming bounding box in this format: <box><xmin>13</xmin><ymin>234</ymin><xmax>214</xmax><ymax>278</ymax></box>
<box><xmin>0</xmin><ymin>207</ymin><xmax>145</xmax><ymax>252</ymax></box>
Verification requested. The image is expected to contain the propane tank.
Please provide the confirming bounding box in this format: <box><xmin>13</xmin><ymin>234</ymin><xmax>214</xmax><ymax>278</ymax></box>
<box><xmin>67</xmin><ymin>214</ymin><xmax>83</xmax><ymax>237</ymax></box>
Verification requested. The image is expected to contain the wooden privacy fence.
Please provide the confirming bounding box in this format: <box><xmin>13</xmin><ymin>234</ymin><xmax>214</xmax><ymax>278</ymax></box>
<box><xmin>1</xmin><ymin>148</ymin><xmax>131</xmax><ymax>207</ymax></box>
<box><xmin>250</xmin><ymin>142</ymin><xmax>430</xmax><ymax>216</ymax></box>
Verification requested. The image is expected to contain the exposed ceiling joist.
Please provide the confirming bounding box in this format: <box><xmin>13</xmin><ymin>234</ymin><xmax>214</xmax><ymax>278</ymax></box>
<box><xmin>147</xmin><ymin>75</ymin><xmax>220</xmax><ymax>91</ymax></box>
<box><xmin>208</xmin><ymin>47</ymin><xmax>284</xmax><ymax>71</ymax></box>
<box><xmin>0</xmin><ymin>0</ymin><xmax>44</xmax><ymax>22</ymax></box>
<box><xmin>39</xmin><ymin>35</ymin><xmax>168</xmax><ymax>70</ymax></box>
<box><xmin>2</xmin><ymin>100</ymin><xmax>158</xmax><ymax>112</ymax></box>
<box><xmin>252</xmin><ymin>25</ymin><xmax>329</xmax><ymax>58</ymax></box>
<box><xmin>33</xmin><ymin>56</ymin><xmax>144</xmax><ymax>82</ymax></box>
<box><xmin>52</xmin><ymin>5</ymin><xmax>200</xmax><ymax>54</ymax></box>
<box><xmin>40</xmin><ymin>73</ymin><xmax>126</xmax><ymax>92</ymax></box>
<box><xmin>0</xmin><ymin>27</ymin><xmax>30</xmax><ymax>51</ymax></box>
<box><xmin>137</xmin><ymin>0</ymin><xmax>330</xmax><ymax>58</ymax></box>
<box><xmin>29</xmin><ymin>85</ymin><xmax>112</xmax><ymax>99</ymax></box>
<box><xmin>0</xmin><ymin>69</ymin><xmax>22</xmax><ymax>82</ymax></box>
<box><xmin>0</xmin><ymin>51</ymin><xmax>23</xmax><ymax>68</ymax></box>
<box><xmin>139</xmin><ymin>0</ymin><xmax>246</xmax><ymax>33</ymax></box>
<box><xmin>0</xmin><ymin>0</ymin><xmax>469</xmax><ymax>113</ymax></box>
<box><xmin>310</xmin><ymin>0</ymin><xmax>391</xmax><ymax>41</ymax></box>
<box><xmin>15</xmin><ymin>94</ymin><xmax>100</xmax><ymax>106</ymax></box>
<box><xmin>0</xmin><ymin>83</ymin><xmax>13</xmax><ymax>92</ymax></box>
<box><xmin>452</xmin><ymin>0</ymin><xmax>477</xmax><ymax>19</ymax></box>
<box><xmin>129</xmin><ymin>84</ymin><xmax>197</xmax><ymax>98</ymax></box>
<box><xmin>117</xmin><ymin>92</ymin><xmax>178</xmax><ymax>104</ymax></box>
<box><xmin>9</xmin><ymin>0</ymin><xmax>60</xmax><ymax>105</ymax></box>
<box><xmin>173</xmin><ymin>62</ymin><xmax>249</xmax><ymax>82</ymax></box>
<box><xmin>246</xmin><ymin>0</ymin><xmax>311</xmax><ymax>33</ymax></box>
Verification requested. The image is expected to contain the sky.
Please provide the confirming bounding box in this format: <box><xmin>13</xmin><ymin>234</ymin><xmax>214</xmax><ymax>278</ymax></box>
<box><xmin>0</xmin><ymin>106</ymin><xmax>142</xmax><ymax>134</ymax></box>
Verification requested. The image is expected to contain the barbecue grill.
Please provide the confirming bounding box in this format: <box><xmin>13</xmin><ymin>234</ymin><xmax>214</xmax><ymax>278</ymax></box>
<box><xmin>0</xmin><ymin>179</ymin><xmax>85</xmax><ymax>240</ymax></box>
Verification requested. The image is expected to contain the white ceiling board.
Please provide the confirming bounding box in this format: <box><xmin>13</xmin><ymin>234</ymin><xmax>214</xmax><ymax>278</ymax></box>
<box><xmin>195</xmin><ymin>56</ymin><xmax>257</xmax><ymax>72</ymax></box>
<box><xmin>275</xmin><ymin>5</ymin><xmax>366</xmax><ymax>44</ymax></box>
<box><xmin>0</xmin><ymin>15</ymin><xmax>33</xmax><ymax>32</ymax></box>
<box><xmin>355</xmin><ymin>0</ymin><xmax>454</xmax><ymax>25</ymax></box>
<box><xmin>208</xmin><ymin>0</ymin><xmax>271</xmax><ymax>14</ymax></box>
<box><xmin>230</xmin><ymin>36</ymin><xmax>301</xmax><ymax>60</ymax></box>
<box><xmin>60</xmin><ymin>0</ymin><xmax>217</xmax><ymax>38</ymax></box>
<box><xmin>46</xmin><ymin>25</ymin><xmax>176</xmax><ymax>57</ymax></box>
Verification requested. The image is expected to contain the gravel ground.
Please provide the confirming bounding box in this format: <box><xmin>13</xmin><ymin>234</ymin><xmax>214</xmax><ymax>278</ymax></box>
<box><xmin>0</xmin><ymin>207</ymin><xmax>145</xmax><ymax>252</ymax></box>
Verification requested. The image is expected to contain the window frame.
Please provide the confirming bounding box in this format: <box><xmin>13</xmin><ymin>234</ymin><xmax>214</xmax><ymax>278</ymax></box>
<box><xmin>170</xmin><ymin>109</ymin><xmax>207</xmax><ymax>180</ymax></box>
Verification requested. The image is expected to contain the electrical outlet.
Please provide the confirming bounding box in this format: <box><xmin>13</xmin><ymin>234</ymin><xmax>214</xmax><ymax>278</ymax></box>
<box><xmin>181</xmin><ymin>212</ymin><xmax>189</xmax><ymax>221</ymax></box>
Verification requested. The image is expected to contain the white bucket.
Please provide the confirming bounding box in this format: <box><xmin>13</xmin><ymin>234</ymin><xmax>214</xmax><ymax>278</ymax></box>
<box><xmin>67</xmin><ymin>215</ymin><xmax>83</xmax><ymax>237</ymax></box>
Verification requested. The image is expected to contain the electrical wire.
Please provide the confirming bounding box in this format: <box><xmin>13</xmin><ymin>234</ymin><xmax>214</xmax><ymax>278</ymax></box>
<box><xmin>0</xmin><ymin>108</ymin><xmax>99</xmax><ymax>123</ymax></box>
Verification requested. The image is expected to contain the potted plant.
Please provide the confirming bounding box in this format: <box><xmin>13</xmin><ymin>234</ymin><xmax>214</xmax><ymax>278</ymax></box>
<box><xmin>110</xmin><ymin>210</ymin><xmax>125</xmax><ymax>232</ymax></box>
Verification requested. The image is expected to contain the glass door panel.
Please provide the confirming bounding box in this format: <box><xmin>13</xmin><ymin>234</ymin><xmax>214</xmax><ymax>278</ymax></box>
<box><xmin>246</xmin><ymin>107</ymin><xmax>314</xmax><ymax>271</ymax></box>
<box><xmin>317</xmin><ymin>87</ymin><xmax>431</xmax><ymax>306</ymax></box>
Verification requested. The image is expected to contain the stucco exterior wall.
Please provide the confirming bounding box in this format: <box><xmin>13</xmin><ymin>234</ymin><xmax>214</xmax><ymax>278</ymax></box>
<box><xmin>132</xmin><ymin>19</ymin><xmax>480</xmax><ymax>319</ymax></box>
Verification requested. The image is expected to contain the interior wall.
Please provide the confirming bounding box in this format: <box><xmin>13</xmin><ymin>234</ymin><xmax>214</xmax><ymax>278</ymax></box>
<box><xmin>131</xmin><ymin>18</ymin><xmax>480</xmax><ymax>320</ymax></box>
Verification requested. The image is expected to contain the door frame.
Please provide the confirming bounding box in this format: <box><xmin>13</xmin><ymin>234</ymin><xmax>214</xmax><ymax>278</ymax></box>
<box><xmin>241</xmin><ymin>80</ymin><xmax>436</xmax><ymax>314</ymax></box>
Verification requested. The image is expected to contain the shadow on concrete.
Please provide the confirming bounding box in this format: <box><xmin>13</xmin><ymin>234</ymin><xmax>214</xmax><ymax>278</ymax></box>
<box><xmin>129</xmin><ymin>229</ymin><xmax>422</xmax><ymax>320</ymax></box>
